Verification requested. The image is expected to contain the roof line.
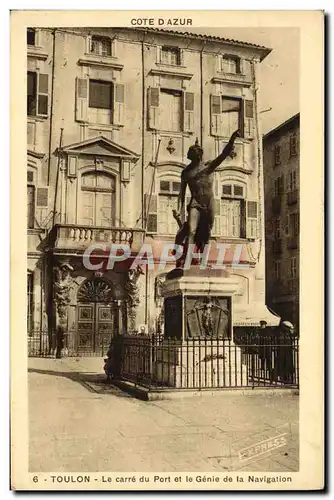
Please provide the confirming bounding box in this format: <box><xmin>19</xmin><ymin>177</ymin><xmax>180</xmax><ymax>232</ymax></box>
<box><xmin>121</xmin><ymin>27</ymin><xmax>272</xmax><ymax>61</ymax></box>
<box><xmin>263</xmin><ymin>113</ymin><xmax>300</xmax><ymax>139</ymax></box>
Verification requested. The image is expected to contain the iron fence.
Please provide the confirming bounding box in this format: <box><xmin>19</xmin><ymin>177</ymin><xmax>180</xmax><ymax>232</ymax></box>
<box><xmin>106</xmin><ymin>333</ymin><xmax>299</xmax><ymax>390</ymax></box>
<box><xmin>27</xmin><ymin>330</ymin><xmax>299</xmax><ymax>390</ymax></box>
<box><xmin>27</xmin><ymin>330</ymin><xmax>113</xmax><ymax>358</ymax></box>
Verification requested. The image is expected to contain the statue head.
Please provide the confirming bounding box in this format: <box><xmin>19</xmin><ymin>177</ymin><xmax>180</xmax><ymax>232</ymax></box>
<box><xmin>187</xmin><ymin>138</ymin><xmax>203</xmax><ymax>162</ymax></box>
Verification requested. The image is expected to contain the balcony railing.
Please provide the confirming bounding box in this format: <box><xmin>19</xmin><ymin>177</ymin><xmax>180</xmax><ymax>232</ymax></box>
<box><xmin>287</xmin><ymin>190</ymin><xmax>298</xmax><ymax>205</ymax></box>
<box><xmin>49</xmin><ymin>224</ymin><xmax>145</xmax><ymax>252</ymax></box>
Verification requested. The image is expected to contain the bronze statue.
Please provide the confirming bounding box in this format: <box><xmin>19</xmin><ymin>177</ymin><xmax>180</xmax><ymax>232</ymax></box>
<box><xmin>173</xmin><ymin>130</ymin><xmax>240</xmax><ymax>260</ymax></box>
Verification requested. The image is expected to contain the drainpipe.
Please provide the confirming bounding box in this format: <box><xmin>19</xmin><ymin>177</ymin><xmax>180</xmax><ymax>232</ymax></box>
<box><xmin>47</xmin><ymin>28</ymin><xmax>56</xmax><ymax>186</ymax></box>
<box><xmin>200</xmin><ymin>41</ymin><xmax>206</xmax><ymax>146</ymax></box>
<box><xmin>141</xmin><ymin>31</ymin><xmax>149</xmax><ymax>327</ymax></box>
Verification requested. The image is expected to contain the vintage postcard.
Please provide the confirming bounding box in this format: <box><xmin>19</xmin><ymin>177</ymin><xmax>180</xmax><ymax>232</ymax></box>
<box><xmin>10</xmin><ymin>10</ymin><xmax>324</xmax><ymax>491</ymax></box>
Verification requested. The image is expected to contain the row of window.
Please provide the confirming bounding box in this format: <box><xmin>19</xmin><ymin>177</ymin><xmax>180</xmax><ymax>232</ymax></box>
<box><xmin>273</xmin><ymin>170</ymin><xmax>298</xmax><ymax>197</ymax></box>
<box><xmin>28</xmin><ymin>29</ymin><xmax>244</xmax><ymax>75</ymax></box>
<box><xmin>274</xmin><ymin>135</ymin><xmax>298</xmax><ymax>165</ymax></box>
<box><xmin>28</xmin><ymin>71</ymin><xmax>254</xmax><ymax>137</ymax></box>
<box><xmin>146</xmin><ymin>180</ymin><xmax>257</xmax><ymax>239</ymax></box>
<box><xmin>272</xmin><ymin>213</ymin><xmax>299</xmax><ymax>240</ymax></box>
<box><xmin>274</xmin><ymin>257</ymin><xmax>298</xmax><ymax>281</ymax></box>
<box><xmin>28</xmin><ymin>170</ymin><xmax>257</xmax><ymax>239</ymax></box>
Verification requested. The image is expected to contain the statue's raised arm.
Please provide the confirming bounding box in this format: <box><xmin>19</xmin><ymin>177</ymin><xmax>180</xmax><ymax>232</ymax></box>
<box><xmin>207</xmin><ymin>129</ymin><xmax>240</xmax><ymax>173</ymax></box>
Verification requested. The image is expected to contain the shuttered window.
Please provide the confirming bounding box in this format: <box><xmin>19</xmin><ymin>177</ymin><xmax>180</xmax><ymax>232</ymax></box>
<box><xmin>158</xmin><ymin>179</ymin><xmax>180</xmax><ymax>235</ymax></box>
<box><xmin>160</xmin><ymin>89</ymin><xmax>182</xmax><ymax>132</ymax></box>
<box><xmin>89</xmin><ymin>80</ymin><xmax>112</xmax><ymax>109</ymax></box>
<box><xmin>221</xmin><ymin>97</ymin><xmax>242</xmax><ymax>138</ymax></box>
<box><xmin>90</xmin><ymin>36</ymin><xmax>112</xmax><ymax>56</ymax></box>
<box><xmin>80</xmin><ymin>172</ymin><xmax>116</xmax><ymax>227</ymax></box>
<box><xmin>160</xmin><ymin>46</ymin><xmax>181</xmax><ymax>65</ymax></box>
<box><xmin>27</xmin><ymin>185</ymin><xmax>35</xmax><ymax>229</ymax></box>
<box><xmin>27</xmin><ymin>71</ymin><xmax>49</xmax><ymax>117</ymax></box>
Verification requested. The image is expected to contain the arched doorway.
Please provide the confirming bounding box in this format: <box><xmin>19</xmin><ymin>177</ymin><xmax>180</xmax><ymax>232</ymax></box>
<box><xmin>76</xmin><ymin>278</ymin><xmax>119</xmax><ymax>353</ymax></box>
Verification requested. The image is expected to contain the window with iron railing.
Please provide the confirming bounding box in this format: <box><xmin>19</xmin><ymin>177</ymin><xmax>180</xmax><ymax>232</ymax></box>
<box><xmin>160</xmin><ymin>46</ymin><xmax>181</xmax><ymax>66</ymax></box>
<box><xmin>221</xmin><ymin>55</ymin><xmax>241</xmax><ymax>74</ymax></box>
<box><xmin>90</xmin><ymin>35</ymin><xmax>112</xmax><ymax>56</ymax></box>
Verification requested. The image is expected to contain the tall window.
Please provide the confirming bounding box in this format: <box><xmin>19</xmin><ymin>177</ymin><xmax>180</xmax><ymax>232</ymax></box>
<box><xmin>80</xmin><ymin>172</ymin><xmax>116</xmax><ymax>227</ymax></box>
<box><xmin>274</xmin><ymin>176</ymin><xmax>284</xmax><ymax>197</ymax></box>
<box><xmin>160</xmin><ymin>46</ymin><xmax>181</xmax><ymax>65</ymax></box>
<box><xmin>288</xmin><ymin>170</ymin><xmax>297</xmax><ymax>191</ymax></box>
<box><xmin>27</xmin><ymin>71</ymin><xmax>48</xmax><ymax>117</ymax></box>
<box><xmin>273</xmin><ymin>218</ymin><xmax>281</xmax><ymax>239</ymax></box>
<box><xmin>274</xmin><ymin>261</ymin><xmax>281</xmax><ymax>281</ymax></box>
<box><xmin>222</xmin><ymin>55</ymin><xmax>240</xmax><ymax>74</ymax></box>
<box><xmin>90</xmin><ymin>35</ymin><xmax>112</xmax><ymax>56</ymax></box>
<box><xmin>27</xmin><ymin>170</ymin><xmax>35</xmax><ymax>229</ymax></box>
<box><xmin>289</xmin><ymin>212</ymin><xmax>299</xmax><ymax>237</ymax></box>
<box><xmin>27</xmin><ymin>28</ymin><xmax>36</xmax><ymax>46</ymax></box>
<box><xmin>216</xmin><ymin>183</ymin><xmax>244</xmax><ymax>238</ymax></box>
<box><xmin>27</xmin><ymin>71</ymin><xmax>37</xmax><ymax>116</ymax></box>
<box><xmin>274</xmin><ymin>144</ymin><xmax>281</xmax><ymax>165</ymax></box>
<box><xmin>158</xmin><ymin>179</ymin><xmax>180</xmax><ymax>235</ymax></box>
<box><xmin>88</xmin><ymin>79</ymin><xmax>113</xmax><ymax>124</ymax></box>
<box><xmin>221</xmin><ymin>97</ymin><xmax>242</xmax><ymax>138</ymax></box>
<box><xmin>27</xmin><ymin>273</ymin><xmax>34</xmax><ymax>334</ymax></box>
<box><xmin>289</xmin><ymin>257</ymin><xmax>297</xmax><ymax>279</ymax></box>
<box><xmin>160</xmin><ymin>89</ymin><xmax>182</xmax><ymax>132</ymax></box>
<box><xmin>290</xmin><ymin>134</ymin><xmax>298</xmax><ymax>157</ymax></box>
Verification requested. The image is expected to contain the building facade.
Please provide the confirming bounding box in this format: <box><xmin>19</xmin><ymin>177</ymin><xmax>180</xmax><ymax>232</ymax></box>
<box><xmin>263</xmin><ymin>114</ymin><xmax>300</xmax><ymax>330</ymax></box>
<box><xmin>27</xmin><ymin>26</ymin><xmax>278</xmax><ymax>354</ymax></box>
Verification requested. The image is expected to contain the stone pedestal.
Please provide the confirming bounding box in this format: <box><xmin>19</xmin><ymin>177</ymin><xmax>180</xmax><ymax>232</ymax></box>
<box><xmin>153</xmin><ymin>339</ymin><xmax>247</xmax><ymax>389</ymax></box>
<box><xmin>153</xmin><ymin>267</ymin><xmax>247</xmax><ymax>389</ymax></box>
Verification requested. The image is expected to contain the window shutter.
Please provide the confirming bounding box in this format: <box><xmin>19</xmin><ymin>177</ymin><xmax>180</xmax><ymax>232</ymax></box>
<box><xmin>75</xmin><ymin>77</ymin><xmax>88</xmax><ymax>122</ymax></box>
<box><xmin>213</xmin><ymin>198</ymin><xmax>221</xmax><ymax>236</ymax></box>
<box><xmin>183</xmin><ymin>92</ymin><xmax>194</xmax><ymax>133</ymax></box>
<box><xmin>240</xmin><ymin>200</ymin><xmax>246</xmax><ymax>238</ymax></box>
<box><xmin>37</xmin><ymin>73</ymin><xmax>49</xmax><ymax>117</ymax></box>
<box><xmin>279</xmin><ymin>175</ymin><xmax>284</xmax><ymax>194</ymax></box>
<box><xmin>211</xmin><ymin>94</ymin><xmax>222</xmax><ymax>136</ymax></box>
<box><xmin>156</xmin><ymin>45</ymin><xmax>162</xmax><ymax>64</ymax></box>
<box><xmin>144</xmin><ymin>193</ymin><xmax>158</xmax><ymax>233</ymax></box>
<box><xmin>86</xmin><ymin>35</ymin><xmax>92</xmax><ymax>53</ymax></box>
<box><xmin>179</xmin><ymin>49</ymin><xmax>184</xmax><ymax>66</ymax></box>
<box><xmin>27</xmin><ymin>171</ymin><xmax>34</xmax><ymax>183</ymax></box>
<box><xmin>113</xmin><ymin>83</ymin><xmax>125</xmax><ymax>126</ymax></box>
<box><xmin>239</xmin><ymin>58</ymin><xmax>244</xmax><ymax>75</ymax></box>
<box><xmin>148</xmin><ymin>87</ymin><xmax>160</xmax><ymax>130</ymax></box>
<box><xmin>216</xmin><ymin>54</ymin><xmax>223</xmax><ymax>72</ymax></box>
<box><xmin>36</xmin><ymin>187</ymin><xmax>48</xmax><ymax>208</ymax></box>
<box><xmin>246</xmin><ymin>200</ymin><xmax>258</xmax><ymax>239</ymax></box>
<box><xmin>244</xmin><ymin>99</ymin><xmax>254</xmax><ymax>139</ymax></box>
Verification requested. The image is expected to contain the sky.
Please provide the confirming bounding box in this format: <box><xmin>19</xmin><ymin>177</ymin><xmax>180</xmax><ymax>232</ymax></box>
<box><xmin>179</xmin><ymin>27</ymin><xmax>300</xmax><ymax>135</ymax></box>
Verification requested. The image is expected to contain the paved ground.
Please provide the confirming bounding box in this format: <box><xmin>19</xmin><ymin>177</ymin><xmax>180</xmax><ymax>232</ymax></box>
<box><xmin>29</xmin><ymin>357</ymin><xmax>299</xmax><ymax>473</ymax></box>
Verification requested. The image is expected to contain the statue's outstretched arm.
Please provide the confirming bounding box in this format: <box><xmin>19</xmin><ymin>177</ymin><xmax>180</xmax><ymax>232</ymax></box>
<box><xmin>207</xmin><ymin>129</ymin><xmax>240</xmax><ymax>173</ymax></box>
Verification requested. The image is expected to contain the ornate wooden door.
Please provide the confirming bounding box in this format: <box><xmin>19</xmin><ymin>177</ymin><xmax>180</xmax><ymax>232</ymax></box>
<box><xmin>77</xmin><ymin>278</ymin><xmax>118</xmax><ymax>353</ymax></box>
